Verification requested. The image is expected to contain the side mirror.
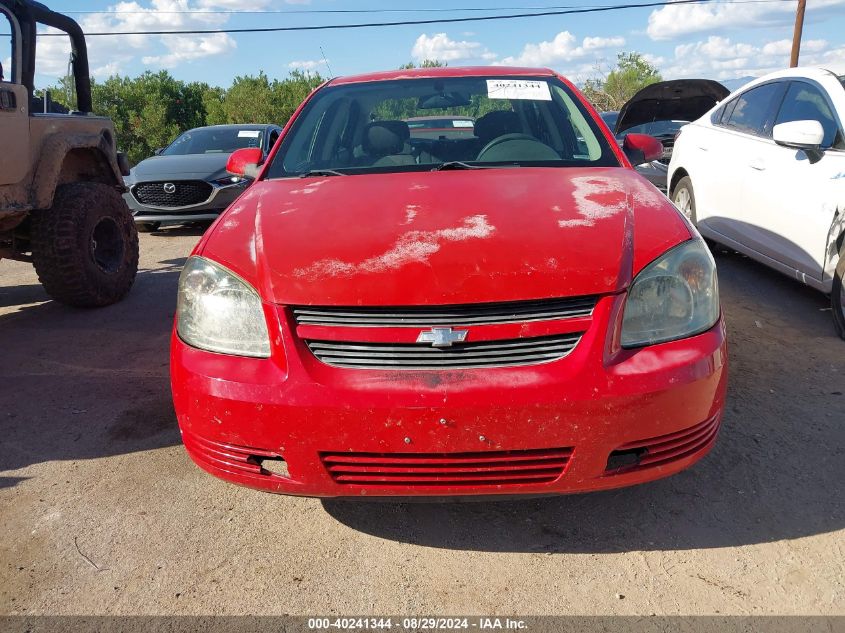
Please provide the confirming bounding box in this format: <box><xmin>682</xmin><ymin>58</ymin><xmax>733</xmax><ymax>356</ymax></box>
<box><xmin>623</xmin><ymin>133</ymin><xmax>663</xmax><ymax>166</ymax></box>
<box><xmin>226</xmin><ymin>148</ymin><xmax>265</xmax><ymax>179</ymax></box>
<box><xmin>153</xmin><ymin>148</ymin><xmax>164</xmax><ymax>156</ymax></box>
<box><xmin>773</xmin><ymin>120</ymin><xmax>824</xmax><ymax>151</ymax></box>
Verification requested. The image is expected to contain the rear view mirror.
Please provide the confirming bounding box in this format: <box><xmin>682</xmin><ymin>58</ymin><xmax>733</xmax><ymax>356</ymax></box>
<box><xmin>773</xmin><ymin>120</ymin><xmax>824</xmax><ymax>151</ymax></box>
<box><xmin>227</xmin><ymin>148</ymin><xmax>265</xmax><ymax>179</ymax></box>
<box><xmin>623</xmin><ymin>133</ymin><xmax>663</xmax><ymax>166</ymax></box>
<box><xmin>417</xmin><ymin>92</ymin><xmax>472</xmax><ymax>109</ymax></box>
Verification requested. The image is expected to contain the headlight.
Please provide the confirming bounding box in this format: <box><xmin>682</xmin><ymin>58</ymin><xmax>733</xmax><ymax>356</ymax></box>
<box><xmin>213</xmin><ymin>175</ymin><xmax>247</xmax><ymax>187</ymax></box>
<box><xmin>621</xmin><ymin>239</ymin><xmax>719</xmax><ymax>348</ymax></box>
<box><xmin>176</xmin><ymin>257</ymin><xmax>270</xmax><ymax>357</ymax></box>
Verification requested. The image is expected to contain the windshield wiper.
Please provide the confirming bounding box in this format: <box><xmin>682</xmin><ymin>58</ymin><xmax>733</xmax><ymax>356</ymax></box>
<box><xmin>431</xmin><ymin>161</ymin><xmax>487</xmax><ymax>172</ymax></box>
<box><xmin>299</xmin><ymin>169</ymin><xmax>347</xmax><ymax>178</ymax></box>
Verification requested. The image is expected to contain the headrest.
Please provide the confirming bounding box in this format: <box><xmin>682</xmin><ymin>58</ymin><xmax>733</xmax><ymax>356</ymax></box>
<box><xmin>363</xmin><ymin>121</ymin><xmax>410</xmax><ymax>155</ymax></box>
<box><xmin>474</xmin><ymin>110</ymin><xmax>521</xmax><ymax>144</ymax></box>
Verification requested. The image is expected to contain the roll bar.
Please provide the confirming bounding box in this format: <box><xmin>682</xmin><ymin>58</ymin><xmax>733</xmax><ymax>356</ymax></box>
<box><xmin>2</xmin><ymin>0</ymin><xmax>92</xmax><ymax>112</ymax></box>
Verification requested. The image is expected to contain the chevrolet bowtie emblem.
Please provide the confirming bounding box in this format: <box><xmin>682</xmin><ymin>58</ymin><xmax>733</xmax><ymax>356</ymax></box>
<box><xmin>416</xmin><ymin>327</ymin><xmax>468</xmax><ymax>348</ymax></box>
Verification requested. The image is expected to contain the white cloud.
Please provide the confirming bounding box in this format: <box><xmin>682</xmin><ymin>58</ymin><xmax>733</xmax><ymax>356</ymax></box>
<box><xmin>760</xmin><ymin>38</ymin><xmax>827</xmax><ymax>57</ymax></box>
<box><xmin>663</xmin><ymin>35</ymin><xmax>840</xmax><ymax>80</ymax></box>
<box><xmin>411</xmin><ymin>33</ymin><xmax>496</xmax><ymax>63</ymax></box>
<box><xmin>33</xmin><ymin>0</ymin><xmax>243</xmax><ymax>81</ymax></box>
<box><xmin>498</xmin><ymin>31</ymin><xmax>625</xmax><ymax>66</ymax></box>
<box><xmin>288</xmin><ymin>59</ymin><xmax>325</xmax><ymax>71</ymax></box>
<box><xmin>142</xmin><ymin>32</ymin><xmax>235</xmax><ymax>66</ymax></box>
<box><xmin>647</xmin><ymin>0</ymin><xmax>845</xmax><ymax>41</ymax></box>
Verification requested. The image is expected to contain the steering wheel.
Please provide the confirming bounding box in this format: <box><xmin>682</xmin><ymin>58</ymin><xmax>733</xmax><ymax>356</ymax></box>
<box><xmin>476</xmin><ymin>133</ymin><xmax>559</xmax><ymax>162</ymax></box>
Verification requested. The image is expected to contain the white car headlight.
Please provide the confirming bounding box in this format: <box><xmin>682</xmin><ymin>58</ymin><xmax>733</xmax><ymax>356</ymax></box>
<box><xmin>621</xmin><ymin>239</ymin><xmax>720</xmax><ymax>348</ymax></box>
<box><xmin>176</xmin><ymin>256</ymin><xmax>271</xmax><ymax>358</ymax></box>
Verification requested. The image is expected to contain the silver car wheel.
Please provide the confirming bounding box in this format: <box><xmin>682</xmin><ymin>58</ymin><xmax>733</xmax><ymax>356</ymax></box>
<box><xmin>674</xmin><ymin>187</ymin><xmax>692</xmax><ymax>219</ymax></box>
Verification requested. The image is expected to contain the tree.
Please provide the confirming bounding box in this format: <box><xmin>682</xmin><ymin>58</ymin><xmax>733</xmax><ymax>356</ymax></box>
<box><xmin>582</xmin><ymin>52</ymin><xmax>662</xmax><ymax>112</ymax></box>
<box><xmin>399</xmin><ymin>60</ymin><xmax>447</xmax><ymax>69</ymax></box>
<box><xmin>44</xmin><ymin>69</ymin><xmax>323</xmax><ymax>164</ymax></box>
<box><xmin>273</xmin><ymin>70</ymin><xmax>324</xmax><ymax>125</ymax></box>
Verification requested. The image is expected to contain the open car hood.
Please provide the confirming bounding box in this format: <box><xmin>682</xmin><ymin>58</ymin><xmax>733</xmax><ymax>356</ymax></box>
<box><xmin>615</xmin><ymin>79</ymin><xmax>730</xmax><ymax>135</ymax></box>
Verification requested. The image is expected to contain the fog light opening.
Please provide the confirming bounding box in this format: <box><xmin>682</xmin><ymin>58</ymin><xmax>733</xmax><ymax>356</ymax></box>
<box><xmin>605</xmin><ymin>448</ymin><xmax>647</xmax><ymax>473</ymax></box>
<box><xmin>256</xmin><ymin>456</ymin><xmax>290</xmax><ymax>478</ymax></box>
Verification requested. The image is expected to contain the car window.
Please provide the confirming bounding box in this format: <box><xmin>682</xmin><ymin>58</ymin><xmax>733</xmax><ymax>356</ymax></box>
<box><xmin>713</xmin><ymin>98</ymin><xmax>738</xmax><ymax>126</ymax></box>
<box><xmin>600</xmin><ymin>111</ymin><xmax>619</xmax><ymax>129</ymax></box>
<box><xmin>723</xmin><ymin>82</ymin><xmax>784</xmax><ymax>137</ymax></box>
<box><xmin>266</xmin><ymin>75</ymin><xmax>619</xmax><ymax>178</ymax></box>
<box><xmin>774</xmin><ymin>81</ymin><xmax>844</xmax><ymax>150</ymax></box>
<box><xmin>406</xmin><ymin>116</ymin><xmax>476</xmax><ymax>140</ymax></box>
<box><xmin>1</xmin><ymin>9</ymin><xmax>15</xmax><ymax>83</ymax></box>
<box><xmin>620</xmin><ymin>120</ymin><xmax>686</xmax><ymax>138</ymax></box>
<box><xmin>268</xmin><ymin>129</ymin><xmax>280</xmax><ymax>148</ymax></box>
<box><xmin>163</xmin><ymin>128</ymin><xmax>265</xmax><ymax>155</ymax></box>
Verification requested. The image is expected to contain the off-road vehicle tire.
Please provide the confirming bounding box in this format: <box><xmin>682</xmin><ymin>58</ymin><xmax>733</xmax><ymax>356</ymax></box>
<box><xmin>31</xmin><ymin>182</ymin><xmax>139</xmax><ymax>307</ymax></box>
<box><xmin>136</xmin><ymin>222</ymin><xmax>160</xmax><ymax>233</ymax></box>
<box><xmin>833</xmin><ymin>253</ymin><xmax>845</xmax><ymax>341</ymax></box>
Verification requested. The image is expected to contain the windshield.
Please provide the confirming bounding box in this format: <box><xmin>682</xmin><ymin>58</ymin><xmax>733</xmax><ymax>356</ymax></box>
<box><xmin>600</xmin><ymin>111</ymin><xmax>619</xmax><ymax>128</ymax></box>
<box><xmin>620</xmin><ymin>120</ymin><xmax>686</xmax><ymax>138</ymax></box>
<box><xmin>162</xmin><ymin>128</ymin><xmax>265</xmax><ymax>156</ymax></box>
<box><xmin>266</xmin><ymin>75</ymin><xmax>618</xmax><ymax>178</ymax></box>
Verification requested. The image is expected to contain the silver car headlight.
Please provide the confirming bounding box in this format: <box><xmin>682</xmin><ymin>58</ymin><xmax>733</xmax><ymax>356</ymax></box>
<box><xmin>621</xmin><ymin>239</ymin><xmax>719</xmax><ymax>348</ymax></box>
<box><xmin>176</xmin><ymin>256</ymin><xmax>271</xmax><ymax>358</ymax></box>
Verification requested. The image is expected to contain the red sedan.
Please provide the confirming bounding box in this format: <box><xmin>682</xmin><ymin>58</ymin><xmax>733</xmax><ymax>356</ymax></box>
<box><xmin>171</xmin><ymin>67</ymin><xmax>727</xmax><ymax>497</ymax></box>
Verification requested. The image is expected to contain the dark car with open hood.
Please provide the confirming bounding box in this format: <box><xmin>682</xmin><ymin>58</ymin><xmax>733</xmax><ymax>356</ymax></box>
<box><xmin>615</xmin><ymin>79</ymin><xmax>729</xmax><ymax>192</ymax></box>
<box><xmin>125</xmin><ymin>124</ymin><xmax>282</xmax><ymax>231</ymax></box>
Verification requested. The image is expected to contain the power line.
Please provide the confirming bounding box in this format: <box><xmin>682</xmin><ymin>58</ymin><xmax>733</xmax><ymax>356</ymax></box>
<box><xmin>33</xmin><ymin>0</ymin><xmax>795</xmax><ymax>37</ymax></box>
<box><xmin>58</xmin><ymin>0</ymin><xmax>793</xmax><ymax>15</ymax></box>
<box><xmin>59</xmin><ymin>5</ymin><xmax>640</xmax><ymax>15</ymax></box>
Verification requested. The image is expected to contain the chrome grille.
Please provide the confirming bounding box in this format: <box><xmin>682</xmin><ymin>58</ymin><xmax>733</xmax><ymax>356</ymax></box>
<box><xmin>305</xmin><ymin>333</ymin><xmax>582</xmax><ymax>370</ymax></box>
<box><xmin>292</xmin><ymin>297</ymin><xmax>597</xmax><ymax>327</ymax></box>
<box><xmin>132</xmin><ymin>180</ymin><xmax>213</xmax><ymax>208</ymax></box>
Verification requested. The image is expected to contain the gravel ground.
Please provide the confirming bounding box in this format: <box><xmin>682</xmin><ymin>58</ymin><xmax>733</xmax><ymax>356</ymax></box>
<box><xmin>0</xmin><ymin>228</ymin><xmax>843</xmax><ymax>616</ymax></box>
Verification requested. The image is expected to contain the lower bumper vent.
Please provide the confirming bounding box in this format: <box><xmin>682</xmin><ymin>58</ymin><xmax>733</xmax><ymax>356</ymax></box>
<box><xmin>182</xmin><ymin>432</ymin><xmax>287</xmax><ymax>478</ymax></box>
<box><xmin>321</xmin><ymin>447</ymin><xmax>573</xmax><ymax>487</ymax></box>
<box><xmin>605</xmin><ymin>415</ymin><xmax>720</xmax><ymax>474</ymax></box>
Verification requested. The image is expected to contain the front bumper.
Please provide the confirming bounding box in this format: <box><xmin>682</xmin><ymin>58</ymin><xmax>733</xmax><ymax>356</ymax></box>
<box><xmin>124</xmin><ymin>183</ymin><xmax>246</xmax><ymax>224</ymax></box>
<box><xmin>171</xmin><ymin>295</ymin><xmax>728</xmax><ymax>497</ymax></box>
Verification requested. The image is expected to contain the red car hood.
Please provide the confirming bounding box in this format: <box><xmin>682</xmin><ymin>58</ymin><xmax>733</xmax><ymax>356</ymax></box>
<box><xmin>202</xmin><ymin>167</ymin><xmax>690</xmax><ymax>306</ymax></box>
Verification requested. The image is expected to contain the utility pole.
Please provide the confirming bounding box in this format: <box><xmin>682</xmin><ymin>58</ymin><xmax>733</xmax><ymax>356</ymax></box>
<box><xmin>790</xmin><ymin>0</ymin><xmax>806</xmax><ymax>67</ymax></box>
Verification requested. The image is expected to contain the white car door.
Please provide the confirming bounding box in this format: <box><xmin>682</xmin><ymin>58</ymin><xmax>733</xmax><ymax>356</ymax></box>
<box><xmin>739</xmin><ymin>79</ymin><xmax>845</xmax><ymax>282</ymax></box>
<box><xmin>693</xmin><ymin>82</ymin><xmax>787</xmax><ymax>243</ymax></box>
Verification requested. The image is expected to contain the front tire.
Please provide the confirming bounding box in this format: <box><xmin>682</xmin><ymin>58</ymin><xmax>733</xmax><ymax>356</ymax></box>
<box><xmin>832</xmin><ymin>253</ymin><xmax>845</xmax><ymax>341</ymax></box>
<box><xmin>31</xmin><ymin>182</ymin><xmax>139</xmax><ymax>307</ymax></box>
<box><xmin>672</xmin><ymin>176</ymin><xmax>697</xmax><ymax>224</ymax></box>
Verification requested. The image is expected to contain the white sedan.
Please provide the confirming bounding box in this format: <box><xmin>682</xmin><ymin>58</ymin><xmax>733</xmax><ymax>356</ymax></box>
<box><xmin>668</xmin><ymin>66</ymin><xmax>845</xmax><ymax>339</ymax></box>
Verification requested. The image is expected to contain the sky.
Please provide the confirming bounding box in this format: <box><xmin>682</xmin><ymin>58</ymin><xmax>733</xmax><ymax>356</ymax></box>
<box><xmin>6</xmin><ymin>0</ymin><xmax>845</xmax><ymax>89</ymax></box>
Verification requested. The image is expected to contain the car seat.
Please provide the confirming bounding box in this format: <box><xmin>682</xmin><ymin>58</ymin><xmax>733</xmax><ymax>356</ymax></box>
<box><xmin>363</xmin><ymin>121</ymin><xmax>416</xmax><ymax>167</ymax></box>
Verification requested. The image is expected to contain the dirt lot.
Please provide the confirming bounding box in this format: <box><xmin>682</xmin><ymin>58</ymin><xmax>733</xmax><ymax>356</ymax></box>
<box><xmin>0</xmin><ymin>228</ymin><xmax>843</xmax><ymax>616</ymax></box>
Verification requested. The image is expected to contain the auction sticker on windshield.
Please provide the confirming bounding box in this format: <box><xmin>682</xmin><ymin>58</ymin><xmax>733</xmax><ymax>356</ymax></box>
<box><xmin>486</xmin><ymin>79</ymin><xmax>552</xmax><ymax>101</ymax></box>
<box><xmin>238</xmin><ymin>130</ymin><xmax>261</xmax><ymax>138</ymax></box>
